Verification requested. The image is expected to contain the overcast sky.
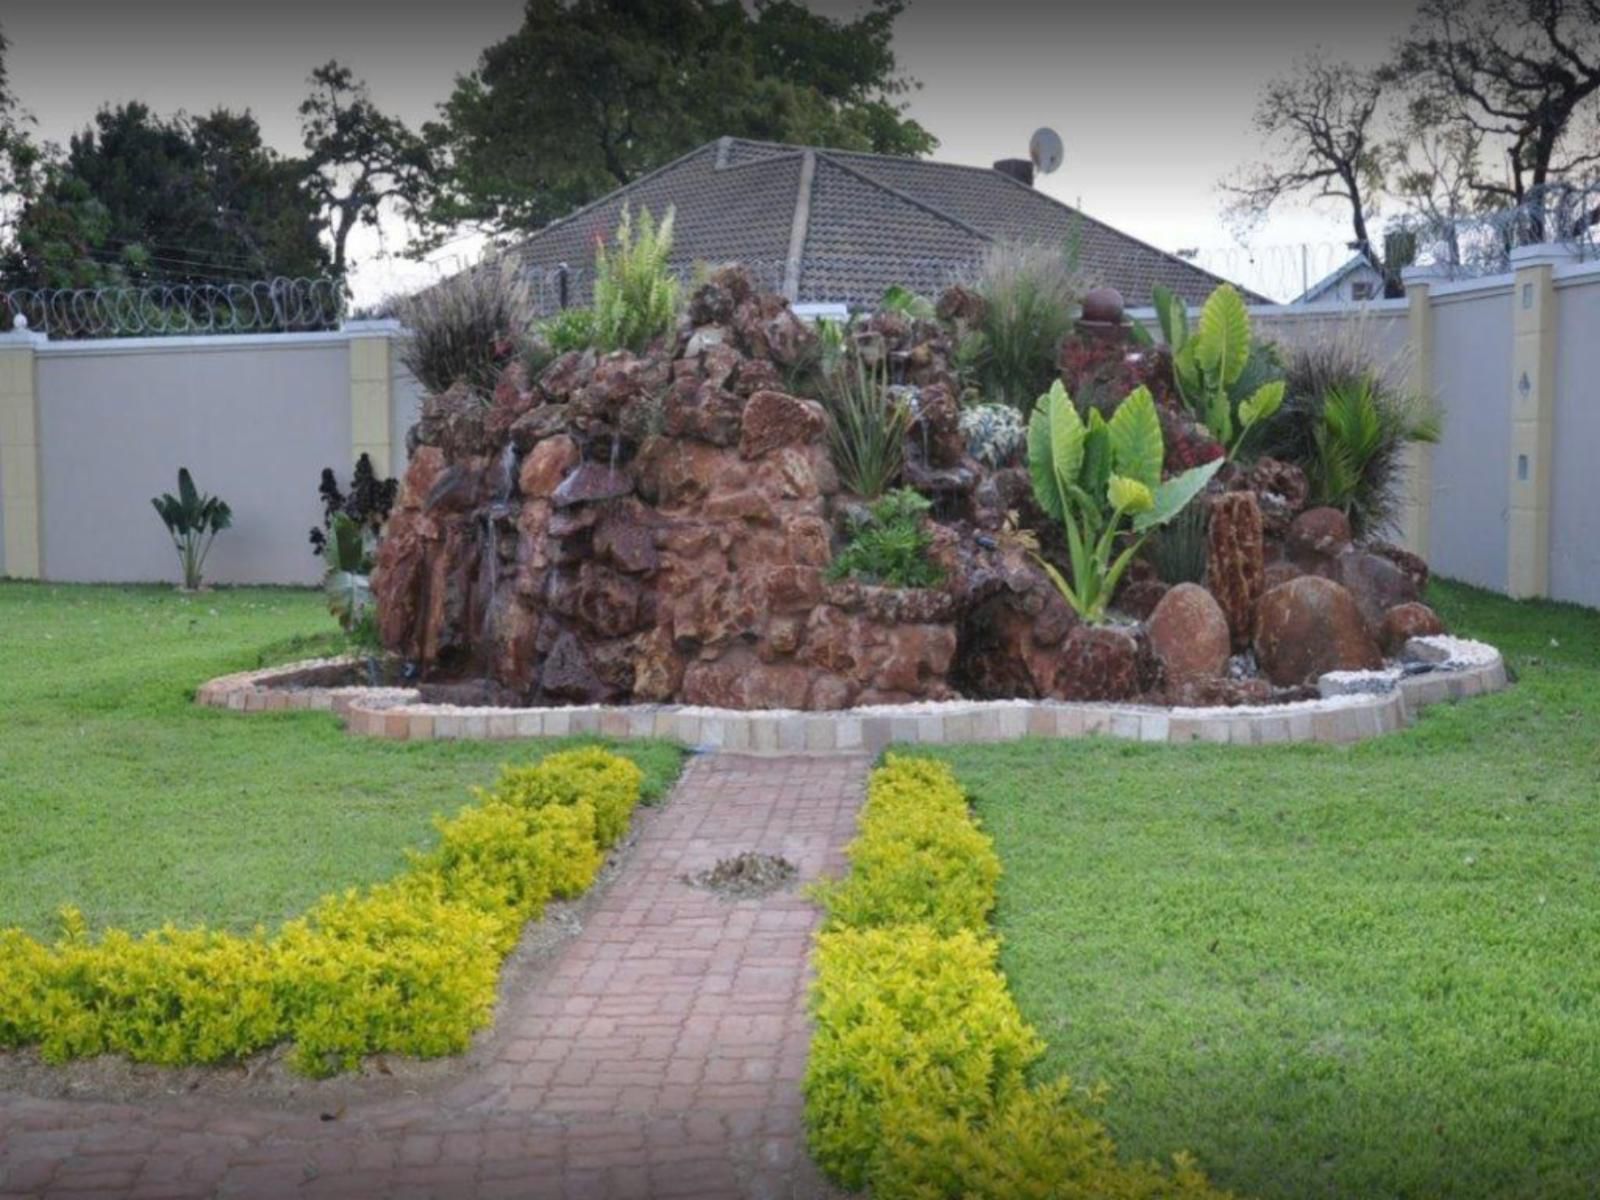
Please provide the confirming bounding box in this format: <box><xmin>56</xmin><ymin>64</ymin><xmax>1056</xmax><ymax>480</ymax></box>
<box><xmin>7</xmin><ymin>0</ymin><xmax>1416</xmax><ymax>303</ymax></box>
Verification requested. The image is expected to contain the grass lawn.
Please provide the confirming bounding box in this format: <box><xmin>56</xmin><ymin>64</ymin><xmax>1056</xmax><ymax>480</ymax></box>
<box><xmin>924</xmin><ymin>580</ymin><xmax>1600</xmax><ymax>1200</ymax></box>
<box><xmin>0</xmin><ymin>582</ymin><xmax>682</xmax><ymax>939</ymax></box>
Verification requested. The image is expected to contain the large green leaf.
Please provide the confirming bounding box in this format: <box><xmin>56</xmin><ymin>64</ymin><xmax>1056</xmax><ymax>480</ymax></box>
<box><xmin>1081</xmin><ymin>409</ymin><xmax>1112</xmax><ymax>507</ymax></box>
<box><xmin>1152</xmin><ymin>284</ymin><xmax>1187</xmax><ymax>351</ymax></box>
<box><xmin>1107</xmin><ymin>386</ymin><xmax>1164</xmax><ymax>490</ymax></box>
<box><xmin>1133</xmin><ymin>458</ymin><xmax>1224</xmax><ymax>533</ymax></box>
<box><xmin>1028</xmin><ymin>381</ymin><xmax>1084</xmax><ymax>521</ymax></box>
<box><xmin>1238</xmin><ymin>379</ymin><xmax>1285</xmax><ymax>430</ymax></box>
<box><xmin>1196</xmin><ymin>284</ymin><xmax>1250</xmax><ymax>387</ymax></box>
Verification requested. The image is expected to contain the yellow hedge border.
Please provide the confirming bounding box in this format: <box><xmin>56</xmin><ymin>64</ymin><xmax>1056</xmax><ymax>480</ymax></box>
<box><xmin>0</xmin><ymin>747</ymin><xmax>644</xmax><ymax>1077</ymax></box>
<box><xmin>806</xmin><ymin>754</ymin><xmax>1232</xmax><ymax>1198</ymax></box>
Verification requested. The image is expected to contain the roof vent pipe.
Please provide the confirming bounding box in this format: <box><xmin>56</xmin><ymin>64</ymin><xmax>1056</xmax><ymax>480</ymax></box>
<box><xmin>993</xmin><ymin>158</ymin><xmax>1034</xmax><ymax>187</ymax></box>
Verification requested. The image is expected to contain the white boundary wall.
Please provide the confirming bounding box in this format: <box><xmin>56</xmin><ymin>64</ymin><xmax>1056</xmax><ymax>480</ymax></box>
<box><xmin>2</xmin><ymin>258</ymin><xmax>1597</xmax><ymax>604</ymax></box>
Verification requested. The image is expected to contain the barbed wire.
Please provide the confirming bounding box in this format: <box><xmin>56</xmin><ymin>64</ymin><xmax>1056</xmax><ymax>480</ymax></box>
<box><xmin>1397</xmin><ymin>181</ymin><xmax>1600</xmax><ymax>278</ymax></box>
<box><xmin>0</xmin><ymin>277</ymin><xmax>347</xmax><ymax>339</ymax></box>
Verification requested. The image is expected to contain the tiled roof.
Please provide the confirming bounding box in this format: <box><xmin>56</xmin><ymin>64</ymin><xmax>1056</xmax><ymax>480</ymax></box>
<box><xmin>513</xmin><ymin>137</ymin><xmax>1261</xmax><ymax>312</ymax></box>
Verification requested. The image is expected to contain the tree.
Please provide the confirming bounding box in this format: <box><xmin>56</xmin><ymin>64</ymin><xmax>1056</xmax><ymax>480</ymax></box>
<box><xmin>1389</xmin><ymin>94</ymin><xmax>1487</xmax><ymax>266</ymax></box>
<box><xmin>1</xmin><ymin>103</ymin><xmax>329</xmax><ymax>292</ymax></box>
<box><xmin>1396</xmin><ymin>0</ymin><xmax>1600</xmax><ymax>233</ymax></box>
<box><xmin>300</xmin><ymin>61</ymin><xmax>434</xmax><ymax>280</ymax></box>
<box><xmin>1223</xmin><ymin>54</ymin><xmax>1396</xmax><ymax>284</ymax></box>
<box><xmin>420</xmin><ymin>0</ymin><xmax>934</xmax><ymax>240</ymax></box>
<box><xmin>0</xmin><ymin>20</ymin><xmax>43</xmax><ymax>250</ymax></box>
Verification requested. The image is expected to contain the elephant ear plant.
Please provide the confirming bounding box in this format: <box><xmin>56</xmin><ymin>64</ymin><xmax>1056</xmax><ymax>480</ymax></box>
<box><xmin>150</xmin><ymin>468</ymin><xmax>231</xmax><ymax>591</ymax></box>
<box><xmin>1028</xmin><ymin>381</ymin><xmax>1222</xmax><ymax>622</ymax></box>
<box><xmin>1155</xmin><ymin>282</ymin><xmax>1285</xmax><ymax>461</ymax></box>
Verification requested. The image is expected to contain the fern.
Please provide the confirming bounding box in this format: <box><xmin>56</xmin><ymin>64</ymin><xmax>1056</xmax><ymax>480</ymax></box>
<box><xmin>593</xmin><ymin>205</ymin><xmax>680</xmax><ymax>353</ymax></box>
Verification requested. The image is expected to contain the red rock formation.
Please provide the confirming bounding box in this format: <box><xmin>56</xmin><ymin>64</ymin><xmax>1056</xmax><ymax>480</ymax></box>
<box><xmin>1206</xmin><ymin>491</ymin><xmax>1266</xmax><ymax>652</ymax></box>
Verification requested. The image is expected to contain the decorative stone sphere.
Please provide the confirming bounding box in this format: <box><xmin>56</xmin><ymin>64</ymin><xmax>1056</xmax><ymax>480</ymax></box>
<box><xmin>12</xmin><ymin>314</ymin><xmax>27</xmax><ymax>331</ymax></box>
<box><xmin>1081</xmin><ymin>287</ymin><xmax>1125</xmax><ymax>325</ymax></box>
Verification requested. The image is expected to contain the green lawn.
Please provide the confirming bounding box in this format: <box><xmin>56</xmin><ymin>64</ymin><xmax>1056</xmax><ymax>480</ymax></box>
<box><xmin>924</xmin><ymin>580</ymin><xmax>1600</xmax><ymax>1200</ymax></box>
<box><xmin>0</xmin><ymin>582</ymin><xmax>682</xmax><ymax>939</ymax></box>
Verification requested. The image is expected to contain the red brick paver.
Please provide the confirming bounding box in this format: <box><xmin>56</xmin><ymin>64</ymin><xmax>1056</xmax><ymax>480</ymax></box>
<box><xmin>0</xmin><ymin>754</ymin><xmax>867</xmax><ymax>1199</ymax></box>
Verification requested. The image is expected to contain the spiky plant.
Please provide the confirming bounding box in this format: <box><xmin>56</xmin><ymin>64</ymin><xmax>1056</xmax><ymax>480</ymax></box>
<box><xmin>970</xmin><ymin>241</ymin><xmax>1087</xmax><ymax>414</ymax></box>
<box><xmin>822</xmin><ymin>352</ymin><xmax>910</xmax><ymax>500</ymax></box>
<box><xmin>593</xmin><ymin>204</ymin><xmax>680</xmax><ymax>353</ymax></box>
<box><xmin>397</xmin><ymin>255</ymin><xmax>537</xmax><ymax>400</ymax></box>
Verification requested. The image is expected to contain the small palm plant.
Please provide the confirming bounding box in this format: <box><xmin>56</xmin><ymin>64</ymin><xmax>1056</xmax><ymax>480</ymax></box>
<box><xmin>151</xmin><ymin>468</ymin><xmax>231</xmax><ymax>591</ymax></box>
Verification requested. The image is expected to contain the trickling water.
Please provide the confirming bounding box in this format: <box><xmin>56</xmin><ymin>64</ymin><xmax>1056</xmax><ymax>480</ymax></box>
<box><xmin>609</xmin><ymin>433</ymin><xmax>622</xmax><ymax>472</ymax></box>
<box><xmin>364</xmin><ymin>654</ymin><xmax>381</xmax><ymax>687</ymax></box>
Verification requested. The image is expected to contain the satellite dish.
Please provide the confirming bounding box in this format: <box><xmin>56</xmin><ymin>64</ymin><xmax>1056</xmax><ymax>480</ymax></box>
<box><xmin>1030</xmin><ymin>127</ymin><xmax>1064</xmax><ymax>176</ymax></box>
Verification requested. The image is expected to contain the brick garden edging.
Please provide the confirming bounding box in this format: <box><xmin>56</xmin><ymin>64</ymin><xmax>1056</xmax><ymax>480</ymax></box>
<box><xmin>197</xmin><ymin>636</ymin><xmax>1507</xmax><ymax>753</ymax></box>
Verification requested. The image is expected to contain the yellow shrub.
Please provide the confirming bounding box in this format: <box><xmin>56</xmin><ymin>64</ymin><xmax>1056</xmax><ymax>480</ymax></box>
<box><xmin>484</xmin><ymin>746</ymin><xmax>642</xmax><ymax>848</ymax></box>
<box><xmin>0</xmin><ymin>748</ymin><xmax>645</xmax><ymax>1077</ymax></box>
<box><xmin>819</xmin><ymin>754</ymin><xmax>1000</xmax><ymax>935</ymax></box>
<box><xmin>807</xmin><ymin>755</ymin><xmax>1230</xmax><ymax>1198</ymax></box>
<box><xmin>804</xmin><ymin>926</ymin><xmax>1043</xmax><ymax>1189</ymax></box>
<box><xmin>874</xmin><ymin>1081</ymin><xmax>1229</xmax><ymax>1199</ymax></box>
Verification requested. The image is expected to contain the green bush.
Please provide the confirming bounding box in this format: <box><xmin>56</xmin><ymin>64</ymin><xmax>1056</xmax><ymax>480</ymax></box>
<box><xmin>826</xmin><ymin>488</ymin><xmax>942</xmax><ymax>589</ymax></box>
<box><xmin>805</xmin><ymin>754</ymin><xmax>1229</xmax><ymax>1198</ymax></box>
<box><xmin>1256</xmin><ymin>334</ymin><xmax>1440</xmax><ymax>536</ymax></box>
<box><xmin>539</xmin><ymin>306</ymin><xmax>599</xmax><ymax>354</ymax></box>
<box><xmin>0</xmin><ymin>748</ymin><xmax>644</xmax><ymax>1077</ymax></box>
<box><xmin>593</xmin><ymin>204</ymin><xmax>680</xmax><ymax>353</ymax></box>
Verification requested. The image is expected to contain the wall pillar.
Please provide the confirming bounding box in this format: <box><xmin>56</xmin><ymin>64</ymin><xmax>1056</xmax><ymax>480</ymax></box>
<box><xmin>346</xmin><ymin>320</ymin><xmax>401</xmax><ymax>477</ymax></box>
<box><xmin>1397</xmin><ymin>270</ymin><xmax>1437</xmax><ymax>560</ymax></box>
<box><xmin>1505</xmin><ymin>245</ymin><xmax>1570</xmax><ymax>599</ymax></box>
<box><xmin>0</xmin><ymin>329</ymin><xmax>45</xmax><ymax>579</ymax></box>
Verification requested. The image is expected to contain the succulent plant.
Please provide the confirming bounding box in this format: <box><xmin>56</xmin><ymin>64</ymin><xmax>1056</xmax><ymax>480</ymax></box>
<box><xmin>959</xmin><ymin>403</ymin><xmax>1027</xmax><ymax>468</ymax></box>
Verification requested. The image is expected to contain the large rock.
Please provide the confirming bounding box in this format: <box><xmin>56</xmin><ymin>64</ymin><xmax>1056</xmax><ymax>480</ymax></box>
<box><xmin>1287</xmin><ymin>507</ymin><xmax>1352</xmax><ymax>565</ymax></box>
<box><xmin>1253</xmin><ymin>576</ymin><xmax>1383</xmax><ymax>686</ymax></box>
<box><xmin>1380</xmin><ymin>602</ymin><xmax>1444</xmax><ymax>655</ymax></box>
<box><xmin>1056</xmin><ymin>624</ymin><xmax>1141</xmax><ymax>702</ymax></box>
<box><xmin>1207</xmin><ymin>491</ymin><xmax>1266</xmax><ymax>652</ymax></box>
<box><xmin>739</xmin><ymin>391</ymin><xmax>827</xmax><ymax>460</ymax></box>
<box><xmin>1332</xmin><ymin>549</ymin><xmax>1423</xmax><ymax>637</ymax></box>
<box><xmin>1147</xmin><ymin>583</ymin><xmax>1231</xmax><ymax>687</ymax></box>
<box><xmin>519</xmin><ymin>434</ymin><xmax>579</xmax><ymax>499</ymax></box>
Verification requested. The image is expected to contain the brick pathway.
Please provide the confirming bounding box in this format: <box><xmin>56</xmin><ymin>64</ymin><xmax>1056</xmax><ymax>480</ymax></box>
<box><xmin>0</xmin><ymin>754</ymin><xmax>868</xmax><ymax>1200</ymax></box>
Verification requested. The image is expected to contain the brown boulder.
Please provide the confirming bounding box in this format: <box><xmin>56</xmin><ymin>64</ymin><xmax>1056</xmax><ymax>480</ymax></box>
<box><xmin>1380</xmin><ymin>602</ymin><xmax>1445</xmax><ymax>656</ymax></box>
<box><xmin>1263</xmin><ymin>560</ymin><xmax>1302</xmax><ymax>591</ymax></box>
<box><xmin>1056</xmin><ymin>624</ymin><xmax>1142</xmax><ymax>702</ymax></box>
<box><xmin>662</xmin><ymin>380</ymin><xmax>744</xmax><ymax>446</ymax></box>
<box><xmin>518</xmin><ymin>435</ymin><xmax>579</xmax><ymax>499</ymax></box>
<box><xmin>1332</xmin><ymin>549</ymin><xmax>1422</xmax><ymax>637</ymax></box>
<box><xmin>1115</xmin><ymin>578</ymin><xmax>1170</xmax><ymax>622</ymax></box>
<box><xmin>1288</xmin><ymin>507</ymin><xmax>1352</xmax><ymax>564</ymax></box>
<box><xmin>537</xmin><ymin>350</ymin><xmax>594</xmax><ymax>402</ymax></box>
<box><xmin>1147</xmin><ymin>583</ymin><xmax>1232</xmax><ymax>687</ymax></box>
<box><xmin>1253</xmin><ymin>576</ymin><xmax>1383</xmax><ymax>686</ymax></box>
<box><xmin>508</xmin><ymin>404</ymin><xmax>572</xmax><ymax>451</ymax></box>
<box><xmin>739</xmin><ymin>391</ymin><xmax>827</xmax><ymax>460</ymax></box>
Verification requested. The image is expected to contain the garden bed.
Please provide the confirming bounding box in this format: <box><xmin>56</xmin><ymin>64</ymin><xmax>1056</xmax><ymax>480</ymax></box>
<box><xmin>198</xmin><ymin>632</ymin><xmax>1507</xmax><ymax>751</ymax></box>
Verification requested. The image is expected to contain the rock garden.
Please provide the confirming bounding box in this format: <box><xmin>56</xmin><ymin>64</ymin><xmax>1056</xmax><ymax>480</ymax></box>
<box><xmin>326</xmin><ymin>225</ymin><xmax>1490</xmax><ymax>735</ymax></box>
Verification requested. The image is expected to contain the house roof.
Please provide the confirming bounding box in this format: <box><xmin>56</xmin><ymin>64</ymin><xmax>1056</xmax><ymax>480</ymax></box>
<box><xmin>512</xmin><ymin>138</ymin><xmax>1263</xmax><ymax>312</ymax></box>
<box><xmin>1295</xmin><ymin>254</ymin><xmax>1384</xmax><ymax>303</ymax></box>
